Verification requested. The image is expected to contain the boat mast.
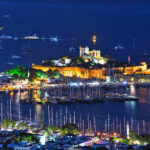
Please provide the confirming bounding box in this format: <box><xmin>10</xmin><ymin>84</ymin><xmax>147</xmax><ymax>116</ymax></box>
<box><xmin>30</xmin><ymin>108</ymin><xmax>32</xmax><ymax>123</ymax></box>
<box><xmin>105</xmin><ymin>120</ymin><xmax>107</xmax><ymax>133</ymax></box>
<box><xmin>127</xmin><ymin>122</ymin><xmax>130</xmax><ymax>139</ymax></box>
<box><xmin>42</xmin><ymin>109</ymin><xmax>44</xmax><ymax>124</ymax></box>
<box><xmin>88</xmin><ymin>114</ymin><xmax>89</xmax><ymax>129</ymax></box>
<box><xmin>73</xmin><ymin>111</ymin><xmax>76</xmax><ymax>124</ymax></box>
<box><xmin>83</xmin><ymin>120</ymin><xmax>84</xmax><ymax>133</ymax></box>
<box><xmin>89</xmin><ymin>120</ymin><xmax>91</xmax><ymax>130</ymax></box>
<box><xmin>143</xmin><ymin>120</ymin><xmax>145</xmax><ymax>134</ymax></box>
<box><xmin>131</xmin><ymin>117</ymin><xmax>133</xmax><ymax>131</ymax></box>
<box><xmin>116</xmin><ymin>117</ymin><xmax>118</xmax><ymax>132</ymax></box>
<box><xmin>65</xmin><ymin>107</ymin><xmax>68</xmax><ymax>123</ymax></box>
<box><xmin>1</xmin><ymin>103</ymin><xmax>3</xmax><ymax>123</ymax></box>
<box><xmin>10</xmin><ymin>97</ymin><xmax>12</xmax><ymax>119</ymax></box>
<box><xmin>124</xmin><ymin>116</ymin><xmax>126</xmax><ymax>133</ymax></box>
<box><xmin>69</xmin><ymin>114</ymin><xmax>71</xmax><ymax>124</ymax></box>
<box><xmin>94</xmin><ymin>116</ymin><xmax>96</xmax><ymax>132</ymax></box>
<box><xmin>56</xmin><ymin>111</ymin><xmax>58</xmax><ymax>126</ymax></box>
<box><xmin>35</xmin><ymin>112</ymin><xmax>37</xmax><ymax>124</ymax></box>
<box><xmin>18</xmin><ymin>89</ymin><xmax>21</xmax><ymax>121</ymax></box>
<box><xmin>80</xmin><ymin>114</ymin><xmax>82</xmax><ymax>129</ymax></box>
<box><xmin>60</xmin><ymin>109</ymin><xmax>62</xmax><ymax>127</ymax></box>
<box><xmin>120</xmin><ymin>120</ymin><xmax>122</xmax><ymax>135</ymax></box>
<box><xmin>137</xmin><ymin>123</ymin><xmax>140</xmax><ymax>135</ymax></box>
<box><xmin>51</xmin><ymin>107</ymin><xmax>53</xmax><ymax>126</ymax></box>
<box><xmin>64</xmin><ymin>116</ymin><xmax>66</xmax><ymax>125</ymax></box>
<box><xmin>48</xmin><ymin>105</ymin><xmax>50</xmax><ymax>126</ymax></box>
<box><xmin>113</xmin><ymin>118</ymin><xmax>114</xmax><ymax>132</ymax></box>
<box><xmin>108</xmin><ymin>114</ymin><xmax>110</xmax><ymax>133</ymax></box>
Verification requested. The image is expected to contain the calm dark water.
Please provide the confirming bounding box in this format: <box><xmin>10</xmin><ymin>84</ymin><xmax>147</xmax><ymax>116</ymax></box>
<box><xmin>0</xmin><ymin>1</ymin><xmax>150</xmax><ymax>71</ymax></box>
<box><xmin>1</xmin><ymin>85</ymin><xmax>150</xmax><ymax>134</ymax></box>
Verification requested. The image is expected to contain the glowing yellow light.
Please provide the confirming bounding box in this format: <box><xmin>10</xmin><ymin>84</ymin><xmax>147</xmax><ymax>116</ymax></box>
<box><xmin>92</xmin><ymin>35</ymin><xmax>97</xmax><ymax>43</ymax></box>
<box><xmin>97</xmin><ymin>131</ymin><xmax>101</xmax><ymax>136</ymax></box>
<box><xmin>113</xmin><ymin>132</ymin><xmax>117</xmax><ymax>136</ymax></box>
<box><xmin>10</xmin><ymin>91</ymin><xmax>14</xmax><ymax>96</ymax></box>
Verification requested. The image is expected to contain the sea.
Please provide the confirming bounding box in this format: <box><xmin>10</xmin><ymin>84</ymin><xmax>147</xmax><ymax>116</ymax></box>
<box><xmin>0</xmin><ymin>0</ymin><xmax>150</xmax><ymax>133</ymax></box>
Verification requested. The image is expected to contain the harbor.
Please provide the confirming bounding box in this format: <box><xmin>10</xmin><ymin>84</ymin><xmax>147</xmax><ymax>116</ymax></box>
<box><xmin>0</xmin><ymin>0</ymin><xmax>150</xmax><ymax>149</ymax></box>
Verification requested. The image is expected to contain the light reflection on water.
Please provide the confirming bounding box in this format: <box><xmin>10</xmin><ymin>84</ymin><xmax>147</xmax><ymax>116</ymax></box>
<box><xmin>1</xmin><ymin>85</ymin><xmax>150</xmax><ymax>132</ymax></box>
<box><xmin>124</xmin><ymin>101</ymin><xmax>136</xmax><ymax>115</ymax></box>
<box><xmin>35</xmin><ymin>104</ymin><xmax>42</xmax><ymax>121</ymax></box>
<box><xmin>130</xmin><ymin>84</ymin><xmax>136</xmax><ymax>96</ymax></box>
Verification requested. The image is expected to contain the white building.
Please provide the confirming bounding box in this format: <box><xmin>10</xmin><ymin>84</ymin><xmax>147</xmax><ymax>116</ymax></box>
<box><xmin>79</xmin><ymin>46</ymin><xmax>89</xmax><ymax>57</ymax></box>
<box><xmin>79</xmin><ymin>46</ymin><xmax>107</xmax><ymax>65</ymax></box>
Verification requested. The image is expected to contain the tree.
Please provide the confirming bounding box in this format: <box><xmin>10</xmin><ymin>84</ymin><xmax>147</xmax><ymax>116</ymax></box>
<box><xmin>1</xmin><ymin>118</ymin><xmax>16</xmax><ymax>130</ymax></box>
<box><xmin>46</xmin><ymin>69</ymin><xmax>53</xmax><ymax>78</ymax></box>
<box><xmin>47</xmin><ymin>126</ymin><xmax>54</xmax><ymax>135</ymax></box>
<box><xmin>71</xmin><ymin>57</ymin><xmax>84</xmax><ymax>66</ymax></box>
<box><xmin>12</xmin><ymin>133</ymin><xmax>39</xmax><ymax>144</ymax></box>
<box><xmin>61</xmin><ymin>123</ymin><xmax>80</xmax><ymax>135</ymax></box>
<box><xmin>28</xmin><ymin>69</ymin><xmax>37</xmax><ymax>82</ymax></box>
<box><xmin>130</xmin><ymin>131</ymin><xmax>136</xmax><ymax>140</ymax></box>
<box><xmin>16</xmin><ymin>121</ymin><xmax>28</xmax><ymax>130</ymax></box>
<box><xmin>5</xmin><ymin>66</ymin><xmax>28</xmax><ymax>80</ymax></box>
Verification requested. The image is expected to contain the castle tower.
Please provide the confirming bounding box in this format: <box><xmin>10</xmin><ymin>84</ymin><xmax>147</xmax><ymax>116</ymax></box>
<box><xmin>79</xmin><ymin>46</ymin><xmax>89</xmax><ymax>57</ymax></box>
<box><xmin>79</xmin><ymin>46</ymin><xmax>83</xmax><ymax>57</ymax></box>
<box><xmin>128</xmin><ymin>56</ymin><xmax>130</xmax><ymax>64</ymax></box>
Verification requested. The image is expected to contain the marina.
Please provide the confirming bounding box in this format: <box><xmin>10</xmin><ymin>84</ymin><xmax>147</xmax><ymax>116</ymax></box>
<box><xmin>0</xmin><ymin>84</ymin><xmax>147</xmax><ymax>131</ymax></box>
<box><xmin>0</xmin><ymin>85</ymin><xmax>149</xmax><ymax>149</ymax></box>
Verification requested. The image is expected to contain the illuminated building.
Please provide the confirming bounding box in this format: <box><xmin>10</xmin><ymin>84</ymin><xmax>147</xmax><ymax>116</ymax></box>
<box><xmin>32</xmin><ymin>64</ymin><xmax>105</xmax><ymax>79</ymax></box>
<box><xmin>112</xmin><ymin>62</ymin><xmax>147</xmax><ymax>75</ymax></box>
<box><xmin>32</xmin><ymin>62</ymin><xmax>150</xmax><ymax>81</ymax></box>
<box><xmin>79</xmin><ymin>46</ymin><xmax>101</xmax><ymax>60</ymax></box>
<box><xmin>79</xmin><ymin>46</ymin><xmax>106</xmax><ymax>64</ymax></box>
<box><xmin>32</xmin><ymin>62</ymin><xmax>149</xmax><ymax>81</ymax></box>
<box><xmin>79</xmin><ymin>46</ymin><xmax>89</xmax><ymax>57</ymax></box>
<box><xmin>89</xmin><ymin>50</ymin><xmax>101</xmax><ymax>60</ymax></box>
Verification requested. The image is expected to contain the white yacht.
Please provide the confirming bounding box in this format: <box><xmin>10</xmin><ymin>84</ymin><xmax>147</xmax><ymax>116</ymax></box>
<box><xmin>0</xmin><ymin>27</ymin><xmax>4</xmax><ymax>31</ymax></box>
<box><xmin>114</xmin><ymin>44</ymin><xmax>124</xmax><ymax>50</ymax></box>
<box><xmin>50</xmin><ymin>36</ymin><xmax>58</xmax><ymax>42</ymax></box>
<box><xmin>11</xmin><ymin>55</ymin><xmax>21</xmax><ymax>59</ymax></box>
<box><xmin>24</xmin><ymin>34</ymin><xmax>39</xmax><ymax>39</ymax></box>
<box><xmin>0</xmin><ymin>34</ymin><xmax>12</xmax><ymax>39</ymax></box>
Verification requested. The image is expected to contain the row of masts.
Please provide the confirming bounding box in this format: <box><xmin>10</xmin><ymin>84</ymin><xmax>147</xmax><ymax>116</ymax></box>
<box><xmin>42</xmin><ymin>84</ymin><xmax>127</xmax><ymax>99</ymax></box>
<box><xmin>0</xmin><ymin>87</ymin><xmax>145</xmax><ymax>135</ymax></box>
<box><xmin>0</xmin><ymin>97</ymin><xmax>149</xmax><ymax>135</ymax></box>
